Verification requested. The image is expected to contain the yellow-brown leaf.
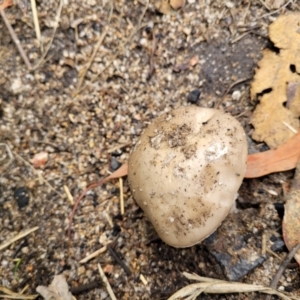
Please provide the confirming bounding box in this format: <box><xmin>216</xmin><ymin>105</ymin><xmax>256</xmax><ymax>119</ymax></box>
<box><xmin>251</xmin><ymin>13</ymin><xmax>300</xmax><ymax>148</ymax></box>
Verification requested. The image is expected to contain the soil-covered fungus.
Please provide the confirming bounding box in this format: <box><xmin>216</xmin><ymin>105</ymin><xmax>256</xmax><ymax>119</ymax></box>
<box><xmin>128</xmin><ymin>106</ymin><xmax>247</xmax><ymax>248</ymax></box>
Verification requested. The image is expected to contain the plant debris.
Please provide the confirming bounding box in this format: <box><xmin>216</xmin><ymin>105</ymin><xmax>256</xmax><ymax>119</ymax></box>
<box><xmin>168</xmin><ymin>272</ymin><xmax>299</xmax><ymax>300</ymax></box>
<box><xmin>36</xmin><ymin>275</ymin><xmax>76</xmax><ymax>300</ymax></box>
<box><xmin>245</xmin><ymin>130</ymin><xmax>300</xmax><ymax>178</ymax></box>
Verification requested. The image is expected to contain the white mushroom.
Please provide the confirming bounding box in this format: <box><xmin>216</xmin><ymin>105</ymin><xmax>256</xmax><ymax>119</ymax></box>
<box><xmin>128</xmin><ymin>106</ymin><xmax>247</xmax><ymax>248</ymax></box>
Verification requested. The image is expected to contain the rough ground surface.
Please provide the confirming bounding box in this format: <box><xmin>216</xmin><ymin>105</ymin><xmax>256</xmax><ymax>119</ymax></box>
<box><xmin>0</xmin><ymin>0</ymin><xmax>300</xmax><ymax>299</ymax></box>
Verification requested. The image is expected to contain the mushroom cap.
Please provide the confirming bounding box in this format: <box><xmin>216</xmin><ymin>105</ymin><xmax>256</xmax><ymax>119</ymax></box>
<box><xmin>128</xmin><ymin>106</ymin><xmax>247</xmax><ymax>248</ymax></box>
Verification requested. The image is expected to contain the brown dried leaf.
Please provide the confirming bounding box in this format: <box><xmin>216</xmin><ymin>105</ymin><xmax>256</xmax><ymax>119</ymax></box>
<box><xmin>251</xmin><ymin>13</ymin><xmax>300</xmax><ymax>148</ymax></box>
<box><xmin>282</xmin><ymin>160</ymin><xmax>300</xmax><ymax>264</ymax></box>
<box><xmin>245</xmin><ymin>130</ymin><xmax>300</xmax><ymax>178</ymax></box>
<box><xmin>36</xmin><ymin>275</ymin><xmax>76</xmax><ymax>300</ymax></box>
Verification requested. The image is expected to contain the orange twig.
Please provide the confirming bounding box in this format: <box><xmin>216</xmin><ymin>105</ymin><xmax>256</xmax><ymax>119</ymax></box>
<box><xmin>68</xmin><ymin>164</ymin><xmax>128</xmax><ymax>239</ymax></box>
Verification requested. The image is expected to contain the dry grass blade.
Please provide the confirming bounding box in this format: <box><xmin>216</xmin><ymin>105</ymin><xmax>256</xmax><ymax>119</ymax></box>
<box><xmin>0</xmin><ymin>143</ymin><xmax>14</xmax><ymax>172</ymax></box>
<box><xmin>167</xmin><ymin>273</ymin><xmax>298</xmax><ymax>300</ymax></box>
<box><xmin>98</xmin><ymin>263</ymin><xmax>117</xmax><ymax>300</ymax></box>
<box><xmin>0</xmin><ymin>1</ymin><xmax>32</xmax><ymax>70</ymax></box>
<box><xmin>79</xmin><ymin>246</ymin><xmax>107</xmax><ymax>264</ymax></box>
<box><xmin>30</xmin><ymin>0</ymin><xmax>42</xmax><ymax>51</ymax></box>
<box><xmin>119</xmin><ymin>177</ymin><xmax>124</xmax><ymax>215</ymax></box>
<box><xmin>0</xmin><ymin>227</ymin><xmax>39</xmax><ymax>251</ymax></box>
<box><xmin>260</xmin><ymin>0</ymin><xmax>294</xmax><ymax>18</ymax></box>
<box><xmin>0</xmin><ymin>285</ymin><xmax>38</xmax><ymax>299</ymax></box>
<box><xmin>33</xmin><ymin>0</ymin><xmax>63</xmax><ymax>69</ymax></box>
<box><xmin>64</xmin><ymin>185</ymin><xmax>74</xmax><ymax>205</ymax></box>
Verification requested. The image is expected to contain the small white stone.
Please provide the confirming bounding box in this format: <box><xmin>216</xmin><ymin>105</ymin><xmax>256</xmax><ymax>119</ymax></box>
<box><xmin>232</xmin><ymin>90</ymin><xmax>241</xmax><ymax>101</ymax></box>
<box><xmin>21</xmin><ymin>247</ymin><xmax>29</xmax><ymax>254</ymax></box>
<box><xmin>10</xmin><ymin>77</ymin><xmax>23</xmax><ymax>94</ymax></box>
<box><xmin>77</xmin><ymin>265</ymin><xmax>86</xmax><ymax>276</ymax></box>
<box><xmin>140</xmin><ymin>38</ymin><xmax>147</xmax><ymax>46</ymax></box>
<box><xmin>225</xmin><ymin>1</ymin><xmax>234</xmax><ymax>8</ymax></box>
<box><xmin>87</xmin><ymin>0</ymin><xmax>96</xmax><ymax>5</ymax></box>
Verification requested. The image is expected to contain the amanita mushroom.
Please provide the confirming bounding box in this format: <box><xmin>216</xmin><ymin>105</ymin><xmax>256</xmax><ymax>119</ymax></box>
<box><xmin>128</xmin><ymin>106</ymin><xmax>247</xmax><ymax>247</ymax></box>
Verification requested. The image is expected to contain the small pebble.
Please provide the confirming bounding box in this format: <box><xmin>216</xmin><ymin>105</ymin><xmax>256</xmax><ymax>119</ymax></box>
<box><xmin>271</xmin><ymin>239</ymin><xmax>286</xmax><ymax>252</ymax></box>
<box><xmin>110</xmin><ymin>157</ymin><xmax>122</xmax><ymax>171</ymax></box>
<box><xmin>14</xmin><ymin>187</ymin><xmax>30</xmax><ymax>209</ymax></box>
<box><xmin>112</xmin><ymin>224</ymin><xmax>121</xmax><ymax>236</ymax></box>
<box><xmin>187</xmin><ymin>89</ymin><xmax>201</xmax><ymax>104</ymax></box>
<box><xmin>232</xmin><ymin>90</ymin><xmax>241</xmax><ymax>101</ymax></box>
<box><xmin>77</xmin><ymin>265</ymin><xmax>86</xmax><ymax>276</ymax></box>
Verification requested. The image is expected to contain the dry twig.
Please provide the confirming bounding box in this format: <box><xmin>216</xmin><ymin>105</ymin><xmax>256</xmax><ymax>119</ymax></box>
<box><xmin>68</xmin><ymin>164</ymin><xmax>128</xmax><ymax>239</ymax></box>
<box><xmin>119</xmin><ymin>177</ymin><xmax>124</xmax><ymax>215</ymax></box>
<box><xmin>0</xmin><ymin>1</ymin><xmax>32</xmax><ymax>70</ymax></box>
<box><xmin>0</xmin><ymin>143</ymin><xmax>14</xmax><ymax>172</ymax></box>
<box><xmin>30</xmin><ymin>0</ymin><xmax>42</xmax><ymax>51</ymax></box>
<box><xmin>266</xmin><ymin>243</ymin><xmax>300</xmax><ymax>300</ymax></box>
<box><xmin>33</xmin><ymin>0</ymin><xmax>63</xmax><ymax>69</ymax></box>
<box><xmin>0</xmin><ymin>227</ymin><xmax>39</xmax><ymax>251</ymax></box>
<box><xmin>259</xmin><ymin>0</ymin><xmax>294</xmax><ymax>18</ymax></box>
<box><xmin>0</xmin><ymin>285</ymin><xmax>37</xmax><ymax>299</ymax></box>
<box><xmin>168</xmin><ymin>272</ymin><xmax>299</xmax><ymax>300</ymax></box>
<box><xmin>80</xmin><ymin>246</ymin><xmax>107</xmax><ymax>264</ymax></box>
<box><xmin>107</xmin><ymin>244</ymin><xmax>131</xmax><ymax>276</ymax></box>
<box><xmin>98</xmin><ymin>263</ymin><xmax>117</xmax><ymax>300</ymax></box>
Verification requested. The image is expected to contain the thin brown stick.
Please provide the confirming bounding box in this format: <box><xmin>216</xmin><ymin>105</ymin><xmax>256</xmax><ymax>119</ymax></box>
<box><xmin>259</xmin><ymin>0</ymin><xmax>294</xmax><ymax>18</ymax></box>
<box><xmin>147</xmin><ymin>33</ymin><xmax>158</xmax><ymax>80</ymax></box>
<box><xmin>67</xmin><ymin>181</ymin><xmax>101</xmax><ymax>239</ymax></box>
<box><xmin>70</xmin><ymin>280</ymin><xmax>102</xmax><ymax>295</ymax></box>
<box><xmin>0</xmin><ymin>8</ymin><xmax>32</xmax><ymax>70</ymax></box>
<box><xmin>107</xmin><ymin>244</ymin><xmax>132</xmax><ymax>276</ymax></box>
<box><xmin>68</xmin><ymin>164</ymin><xmax>128</xmax><ymax>239</ymax></box>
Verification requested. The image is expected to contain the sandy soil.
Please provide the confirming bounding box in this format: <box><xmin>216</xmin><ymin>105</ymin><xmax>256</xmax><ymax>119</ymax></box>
<box><xmin>1</xmin><ymin>0</ymin><xmax>300</xmax><ymax>299</ymax></box>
